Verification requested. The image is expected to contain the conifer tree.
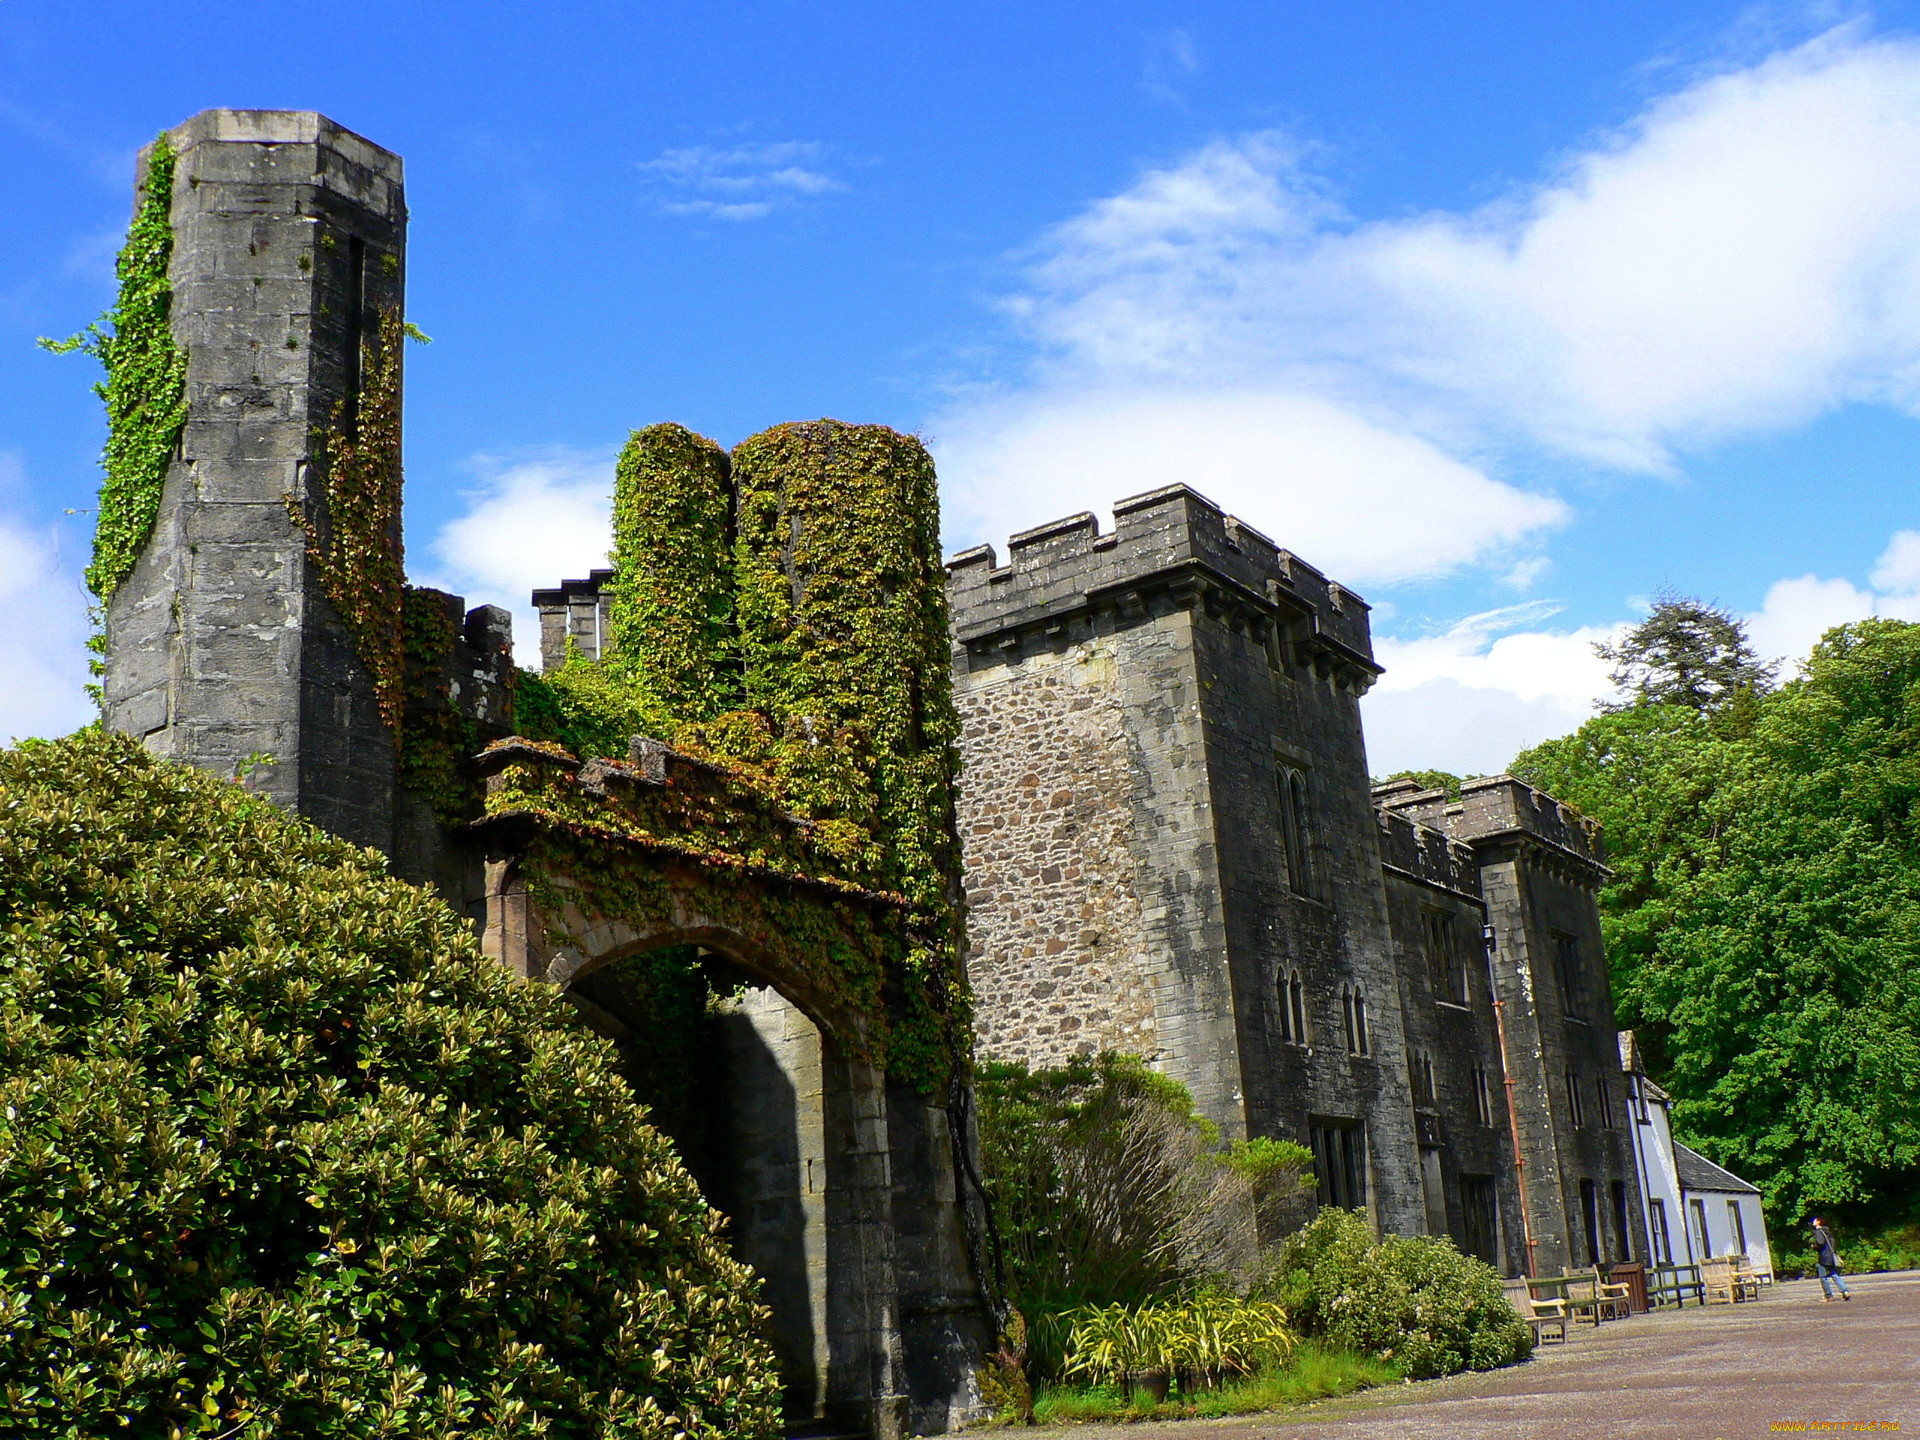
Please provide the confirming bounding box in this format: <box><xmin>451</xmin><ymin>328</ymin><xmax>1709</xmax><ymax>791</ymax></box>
<box><xmin>1595</xmin><ymin>592</ymin><xmax>1778</xmax><ymax>711</ymax></box>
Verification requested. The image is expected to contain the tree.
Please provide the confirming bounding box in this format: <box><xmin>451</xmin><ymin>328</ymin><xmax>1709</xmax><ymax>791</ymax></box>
<box><xmin>0</xmin><ymin>731</ymin><xmax>781</xmax><ymax>1438</ymax></box>
<box><xmin>1595</xmin><ymin>592</ymin><xmax>1778</xmax><ymax>711</ymax></box>
<box><xmin>1514</xmin><ymin>620</ymin><xmax>1920</xmax><ymax>1224</ymax></box>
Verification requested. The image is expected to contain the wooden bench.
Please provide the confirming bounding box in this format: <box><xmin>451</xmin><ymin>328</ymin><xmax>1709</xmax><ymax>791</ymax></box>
<box><xmin>1702</xmin><ymin>1257</ymin><xmax>1737</xmax><ymax>1305</ymax></box>
<box><xmin>1505</xmin><ymin>1280</ymin><xmax>1569</xmax><ymax>1344</ymax></box>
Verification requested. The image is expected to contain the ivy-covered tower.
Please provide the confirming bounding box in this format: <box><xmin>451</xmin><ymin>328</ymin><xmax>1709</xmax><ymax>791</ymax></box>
<box><xmin>101</xmin><ymin>110</ymin><xmax>408</xmax><ymax>853</ymax></box>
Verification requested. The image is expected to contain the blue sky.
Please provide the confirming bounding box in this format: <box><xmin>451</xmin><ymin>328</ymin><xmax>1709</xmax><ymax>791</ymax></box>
<box><xmin>8</xmin><ymin>2</ymin><xmax>1920</xmax><ymax>772</ymax></box>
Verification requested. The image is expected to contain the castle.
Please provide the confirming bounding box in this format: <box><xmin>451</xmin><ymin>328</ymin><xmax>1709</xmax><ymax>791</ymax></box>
<box><xmin>97</xmin><ymin>108</ymin><xmax>1653</xmax><ymax>1439</ymax></box>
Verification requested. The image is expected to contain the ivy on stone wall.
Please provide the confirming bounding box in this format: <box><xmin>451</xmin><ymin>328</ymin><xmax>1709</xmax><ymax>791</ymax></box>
<box><xmin>607</xmin><ymin>424</ymin><xmax>740</xmax><ymax>719</ymax></box>
<box><xmin>494</xmin><ymin>420</ymin><xmax>972</xmax><ymax>1091</ymax></box>
<box><xmin>39</xmin><ymin>133</ymin><xmax>189</xmax><ymax>605</ymax></box>
<box><xmin>397</xmin><ymin>587</ymin><xmax>479</xmax><ymax>827</ymax></box>
<box><xmin>292</xmin><ymin>308</ymin><xmax>407</xmax><ymax>731</ymax></box>
<box><xmin>730</xmin><ymin>421</ymin><xmax>971</xmax><ymax>1069</ymax></box>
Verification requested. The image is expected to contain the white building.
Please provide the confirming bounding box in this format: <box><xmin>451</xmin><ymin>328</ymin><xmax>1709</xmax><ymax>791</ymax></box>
<box><xmin>1619</xmin><ymin>1032</ymin><xmax>1774</xmax><ymax>1280</ymax></box>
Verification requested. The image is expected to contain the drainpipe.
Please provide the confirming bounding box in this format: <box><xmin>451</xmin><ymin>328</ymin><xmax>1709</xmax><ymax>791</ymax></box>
<box><xmin>1486</xmin><ymin>922</ymin><xmax>1538</xmax><ymax>1276</ymax></box>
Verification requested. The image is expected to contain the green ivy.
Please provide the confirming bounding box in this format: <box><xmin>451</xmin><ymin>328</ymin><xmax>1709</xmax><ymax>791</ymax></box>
<box><xmin>493</xmin><ymin>420</ymin><xmax>972</xmax><ymax>1091</ymax></box>
<box><xmin>607</xmin><ymin>424</ymin><xmax>740</xmax><ymax>720</ymax></box>
<box><xmin>397</xmin><ymin>588</ymin><xmax>480</xmax><ymax>827</ymax></box>
<box><xmin>40</xmin><ymin>133</ymin><xmax>189</xmax><ymax>604</ymax></box>
<box><xmin>293</xmin><ymin>309</ymin><xmax>408</xmax><ymax>731</ymax></box>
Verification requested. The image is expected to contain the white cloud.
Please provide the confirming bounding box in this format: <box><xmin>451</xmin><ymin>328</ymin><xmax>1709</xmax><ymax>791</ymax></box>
<box><xmin>0</xmin><ymin>455</ymin><xmax>95</xmax><ymax>744</ymax></box>
<box><xmin>1364</xmin><ymin>527</ymin><xmax>1920</xmax><ymax>775</ymax></box>
<box><xmin>640</xmin><ymin>141</ymin><xmax>845</xmax><ymax>220</ymax></box>
<box><xmin>939</xmin><ymin>27</ymin><xmax>1920</xmax><ymax>573</ymax></box>
<box><xmin>1362</xmin><ymin>604</ymin><xmax>1624</xmax><ymax>775</ymax></box>
<box><xmin>938</xmin><ymin>390</ymin><xmax>1564</xmax><ymax>585</ymax></box>
<box><xmin>1744</xmin><ymin>527</ymin><xmax>1920</xmax><ymax>662</ymax></box>
<box><xmin>422</xmin><ymin>449</ymin><xmax>614</xmax><ymax>666</ymax></box>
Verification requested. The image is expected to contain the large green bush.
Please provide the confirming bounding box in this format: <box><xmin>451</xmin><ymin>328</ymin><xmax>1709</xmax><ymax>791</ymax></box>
<box><xmin>0</xmin><ymin>732</ymin><xmax>780</xmax><ymax>1438</ymax></box>
<box><xmin>1273</xmin><ymin>1210</ymin><xmax>1530</xmax><ymax>1380</ymax></box>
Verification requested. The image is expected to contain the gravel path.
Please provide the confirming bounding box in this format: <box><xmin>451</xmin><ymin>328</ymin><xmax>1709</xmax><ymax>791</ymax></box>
<box><xmin>1016</xmin><ymin>1270</ymin><xmax>1920</xmax><ymax>1439</ymax></box>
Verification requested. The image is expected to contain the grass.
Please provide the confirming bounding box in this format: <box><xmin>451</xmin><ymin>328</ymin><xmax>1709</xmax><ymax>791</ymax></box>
<box><xmin>1009</xmin><ymin>1342</ymin><xmax>1400</xmax><ymax>1426</ymax></box>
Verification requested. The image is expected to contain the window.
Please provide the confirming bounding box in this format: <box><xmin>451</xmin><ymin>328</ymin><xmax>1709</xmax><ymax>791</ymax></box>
<box><xmin>1423</xmin><ymin>909</ymin><xmax>1470</xmax><ymax>1004</ymax></box>
<box><xmin>1612</xmin><ymin>1182</ymin><xmax>1633</xmax><ymax>1263</ymax></box>
<box><xmin>1279</xmin><ymin>765</ymin><xmax>1315</xmax><ymax>897</ymax></box>
<box><xmin>1689</xmin><ymin>1198</ymin><xmax>1712</xmax><ymax>1261</ymax></box>
<box><xmin>1277</xmin><ymin>968</ymin><xmax>1307</xmax><ymax>1045</ymax></box>
<box><xmin>1342</xmin><ymin>985</ymin><xmax>1370</xmax><ymax>1056</ymax></box>
<box><xmin>1564</xmin><ymin>1068</ymin><xmax>1585</xmax><ymax>1129</ymax></box>
<box><xmin>1471</xmin><ymin>1065</ymin><xmax>1494</xmax><ymax>1127</ymax></box>
<box><xmin>1649</xmin><ymin>1198</ymin><xmax>1673</xmax><ymax>1264</ymax></box>
<box><xmin>1596</xmin><ymin>1076</ymin><xmax>1616</xmax><ymax>1129</ymax></box>
<box><xmin>1461</xmin><ymin>1175</ymin><xmax>1500</xmax><ymax>1266</ymax></box>
<box><xmin>1310</xmin><ymin>1121</ymin><xmax>1367</xmax><ymax>1210</ymax></box>
<box><xmin>1411</xmin><ymin>1051</ymin><xmax>1436</xmax><ymax>1109</ymax></box>
<box><xmin>1553</xmin><ymin>932</ymin><xmax>1585</xmax><ymax>1017</ymax></box>
<box><xmin>1727</xmin><ymin>1201</ymin><xmax>1747</xmax><ymax>1258</ymax></box>
<box><xmin>1579</xmin><ymin>1178</ymin><xmax>1603</xmax><ymax>1267</ymax></box>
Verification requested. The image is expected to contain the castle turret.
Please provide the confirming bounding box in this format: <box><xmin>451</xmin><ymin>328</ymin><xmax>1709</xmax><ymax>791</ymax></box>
<box><xmin>102</xmin><ymin>110</ymin><xmax>407</xmax><ymax>853</ymax></box>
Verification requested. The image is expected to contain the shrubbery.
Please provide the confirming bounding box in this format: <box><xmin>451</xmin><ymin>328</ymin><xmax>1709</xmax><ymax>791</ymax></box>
<box><xmin>1272</xmin><ymin>1209</ymin><xmax>1531</xmax><ymax>1379</ymax></box>
<box><xmin>0</xmin><ymin>732</ymin><xmax>781</xmax><ymax>1437</ymax></box>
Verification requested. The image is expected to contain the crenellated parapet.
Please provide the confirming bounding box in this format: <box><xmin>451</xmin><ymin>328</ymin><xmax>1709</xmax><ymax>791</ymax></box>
<box><xmin>946</xmin><ymin>484</ymin><xmax>1383</xmax><ymax>692</ymax></box>
<box><xmin>1374</xmin><ymin>802</ymin><xmax>1481</xmax><ymax>900</ymax></box>
<box><xmin>1375</xmin><ymin>775</ymin><xmax>1608</xmax><ymax>885</ymax></box>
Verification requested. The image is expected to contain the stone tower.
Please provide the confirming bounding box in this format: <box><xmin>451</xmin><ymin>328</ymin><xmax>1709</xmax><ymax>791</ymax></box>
<box><xmin>102</xmin><ymin>110</ymin><xmax>406</xmax><ymax>853</ymax></box>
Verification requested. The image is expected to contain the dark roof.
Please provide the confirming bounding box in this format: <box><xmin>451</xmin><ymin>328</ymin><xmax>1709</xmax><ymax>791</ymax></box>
<box><xmin>1673</xmin><ymin>1141</ymin><xmax>1761</xmax><ymax>1195</ymax></box>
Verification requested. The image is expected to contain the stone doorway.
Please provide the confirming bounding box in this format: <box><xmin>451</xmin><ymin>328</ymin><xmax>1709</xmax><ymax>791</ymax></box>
<box><xmin>564</xmin><ymin>941</ymin><xmax>896</xmax><ymax>1434</ymax></box>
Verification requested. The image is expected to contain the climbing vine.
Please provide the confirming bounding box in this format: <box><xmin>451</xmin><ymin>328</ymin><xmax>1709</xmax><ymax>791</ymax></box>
<box><xmin>607</xmin><ymin>423</ymin><xmax>740</xmax><ymax>719</ymax></box>
<box><xmin>40</xmin><ymin>133</ymin><xmax>189</xmax><ymax>604</ymax></box>
<box><xmin>292</xmin><ymin>307</ymin><xmax>407</xmax><ymax>730</ymax></box>
<box><xmin>492</xmin><ymin>420</ymin><xmax>972</xmax><ymax>1091</ymax></box>
<box><xmin>397</xmin><ymin>587</ymin><xmax>479</xmax><ymax>826</ymax></box>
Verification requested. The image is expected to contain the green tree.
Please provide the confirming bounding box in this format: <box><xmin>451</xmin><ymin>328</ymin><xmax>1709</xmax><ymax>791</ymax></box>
<box><xmin>0</xmin><ymin>731</ymin><xmax>781</xmax><ymax>1438</ymax></box>
<box><xmin>1595</xmin><ymin>593</ymin><xmax>1778</xmax><ymax>711</ymax></box>
<box><xmin>1514</xmin><ymin>620</ymin><xmax>1920</xmax><ymax>1222</ymax></box>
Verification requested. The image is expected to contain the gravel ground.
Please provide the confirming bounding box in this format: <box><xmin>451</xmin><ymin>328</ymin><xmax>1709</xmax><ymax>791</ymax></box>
<box><xmin>1012</xmin><ymin>1270</ymin><xmax>1920</xmax><ymax>1440</ymax></box>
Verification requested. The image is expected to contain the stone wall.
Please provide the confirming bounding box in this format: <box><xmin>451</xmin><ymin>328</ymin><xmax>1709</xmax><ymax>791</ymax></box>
<box><xmin>102</xmin><ymin>110</ymin><xmax>406</xmax><ymax>854</ymax></box>
<box><xmin>1380</xmin><ymin>777</ymin><xmax>1646</xmax><ymax>1272</ymax></box>
<box><xmin>953</xmin><ymin>634</ymin><xmax>1162</xmax><ymax>1070</ymax></box>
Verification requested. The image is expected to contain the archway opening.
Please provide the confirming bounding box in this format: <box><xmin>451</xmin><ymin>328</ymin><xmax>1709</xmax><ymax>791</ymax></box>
<box><xmin>565</xmin><ymin>942</ymin><xmax>846</xmax><ymax>1430</ymax></box>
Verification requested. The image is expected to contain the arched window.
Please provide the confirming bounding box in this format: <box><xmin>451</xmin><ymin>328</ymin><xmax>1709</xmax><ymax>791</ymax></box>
<box><xmin>1278</xmin><ymin>968</ymin><xmax>1307</xmax><ymax>1044</ymax></box>
<box><xmin>1278</xmin><ymin>764</ymin><xmax>1315</xmax><ymax>898</ymax></box>
<box><xmin>1342</xmin><ymin>985</ymin><xmax>1370</xmax><ymax>1056</ymax></box>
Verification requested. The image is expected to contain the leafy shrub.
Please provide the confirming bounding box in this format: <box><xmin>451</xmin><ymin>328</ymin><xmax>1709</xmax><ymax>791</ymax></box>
<box><xmin>1272</xmin><ymin>1209</ymin><xmax>1531</xmax><ymax>1380</ymax></box>
<box><xmin>0</xmin><ymin>732</ymin><xmax>781</xmax><ymax>1438</ymax></box>
<box><xmin>1062</xmin><ymin>1296</ymin><xmax>1292</xmax><ymax>1387</ymax></box>
<box><xmin>977</xmin><ymin>1056</ymin><xmax>1312</xmax><ymax>1319</ymax></box>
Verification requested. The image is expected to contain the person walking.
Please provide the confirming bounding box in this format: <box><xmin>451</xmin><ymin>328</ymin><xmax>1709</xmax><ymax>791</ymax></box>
<box><xmin>1809</xmin><ymin>1218</ymin><xmax>1851</xmax><ymax>1301</ymax></box>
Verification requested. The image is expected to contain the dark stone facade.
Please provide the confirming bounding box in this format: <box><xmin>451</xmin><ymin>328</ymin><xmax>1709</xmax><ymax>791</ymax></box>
<box><xmin>947</xmin><ymin>486</ymin><xmax>1646</xmax><ymax>1276</ymax></box>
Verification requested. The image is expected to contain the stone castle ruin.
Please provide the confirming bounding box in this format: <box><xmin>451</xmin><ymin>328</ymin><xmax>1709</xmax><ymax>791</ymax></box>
<box><xmin>98</xmin><ymin>108</ymin><xmax>1650</xmax><ymax>1438</ymax></box>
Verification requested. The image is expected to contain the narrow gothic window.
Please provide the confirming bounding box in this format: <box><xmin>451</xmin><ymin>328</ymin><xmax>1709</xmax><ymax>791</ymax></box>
<box><xmin>1279</xmin><ymin>764</ymin><xmax>1315</xmax><ymax>898</ymax></box>
<box><xmin>1341</xmin><ymin>987</ymin><xmax>1356</xmax><ymax>1053</ymax></box>
<box><xmin>1554</xmin><ymin>931</ymin><xmax>1585</xmax><ymax>1017</ymax></box>
<box><xmin>1472</xmin><ymin>1065</ymin><xmax>1493</xmax><ymax>1126</ymax></box>
<box><xmin>1565</xmin><ymin>1068</ymin><xmax>1585</xmax><ymax>1128</ymax></box>
<box><xmin>1279</xmin><ymin>968</ymin><xmax>1307</xmax><ymax>1045</ymax></box>
<box><xmin>1596</xmin><ymin>1075</ymin><xmax>1615</xmax><ymax>1129</ymax></box>
<box><xmin>1411</xmin><ymin>1051</ymin><xmax>1436</xmax><ymax>1108</ymax></box>
<box><xmin>1342</xmin><ymin>986</ymin><xmax>1370</xmax><ymax>1056</ymax></box>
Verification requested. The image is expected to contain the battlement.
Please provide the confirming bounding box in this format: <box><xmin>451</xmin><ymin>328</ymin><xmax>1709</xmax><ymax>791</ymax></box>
<box><xmin>945</xmin><ymin>485</ymin><xmax>1381</xmax><ymax>691</ymax></box>
<box><xmin>1373</xmin><ymin>775</ymin><xmax>1607</xmax><ymax>873</ymax></box>
<box><xmin>532</xmin><ymin>569</ymin><xmax>614</xmax><ymax>670</ymax></box>
<box><xmin>1374</xmin><ymin>803</ymin><xmax>1482</xmax><ymax>899</ymax></box>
